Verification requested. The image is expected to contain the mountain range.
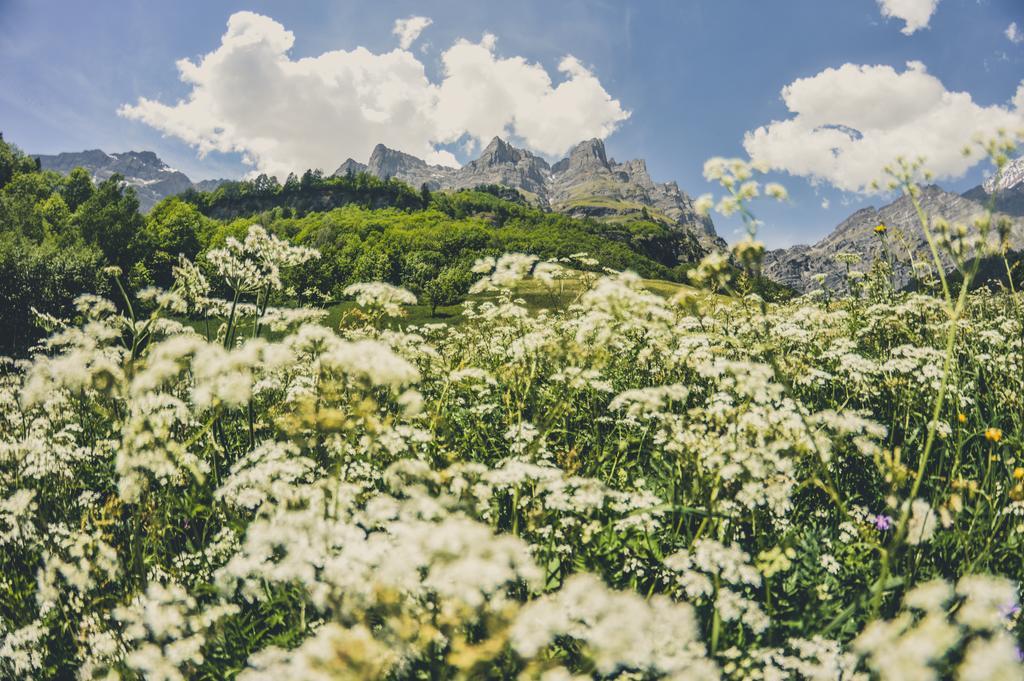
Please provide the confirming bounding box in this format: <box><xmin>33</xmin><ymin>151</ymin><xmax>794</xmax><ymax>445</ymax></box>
<box><xmin>334</xmin><ymin>136</ymin><xmax>723</xmax><ymax>253</ymax></box>
<box><xmin>33</xmin><ymin>150</ymin><xmax>228</xmax><ymax>212</ymax></box>
<box><xmin>34</xmin><ymin>138</ymin><xmax>723</xmax><ymax>258</ymax></box>
<box><xmin>764</xmin><ymin>158</ymin><xmax>1024</xmax><ymax>293</ymax></box>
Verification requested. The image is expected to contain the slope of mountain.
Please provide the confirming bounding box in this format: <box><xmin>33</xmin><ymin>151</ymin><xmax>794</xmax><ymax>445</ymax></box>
<box><xmin>332</xmin><ymin>137</ymin><xmax>723</xmax><ymax>253</ymax></box>
<box><xmin>962</xmin><ymin>157</ymin><xmax>1024</xmax><ymax>218</ymax></box>
<box><xmin>193</xmin><ymin>178</ymin><xmax>230</xmax><ymax>193</ymax></box>
<box><xmin>34</xmin><ymin>149</ymin><xmax>229</xmax><ymax>212</ymax></box>
<box><xmin>764</xmin><ymin>185</ymin><xmax>1024</xmax><ymax>293</ymax></box>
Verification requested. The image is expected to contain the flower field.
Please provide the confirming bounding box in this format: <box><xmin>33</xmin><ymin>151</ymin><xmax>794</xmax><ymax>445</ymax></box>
<box><xmin>3</xmin><ymin>143</ymin><xmax>1024</xmax><ymax>680</ymax></box>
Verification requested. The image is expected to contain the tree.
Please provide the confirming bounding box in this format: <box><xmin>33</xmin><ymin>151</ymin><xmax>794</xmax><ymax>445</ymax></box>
<box><xmin>351</xmin><ymin>246</ymin><xmax>395</xmax><ymax>284</ymax></box>
<box><xmin>140</xmin><ymin>198</ymin><xmax>206</xmax><ymax>286</ymax></box>
<box><xmin>300</xmin><ymin>169</ymin><xmax>323</xmax><ymax>191</ymax></box>
<box><xmin>61</xmin><ymin>167</ymin><xmax>94</xmax><ymax>211</ymax></box>
<box><xmin>400</xmin><ymin>250</ymin><xmax>443</xmax><ymax>295</ymax></box>
<box><xmin>420</xmin><ymin>183</ymin><xmax>432</xmax><ymax>208</ymax></box>
<box><xmin>252</xmin><ymin>173</ymin><xmax>280</xmax><ymax>196</ymax></box>
<box><xmin>0</xmin><ymin>232</ymin><xmax>104</xmax><ymax>355</ymax></box>
<box><xmin>0</xmin><ymin>133</ymin><xmax>38</xmax><ymax>189</ymax></box>
<box><xmin>72</xmin><ymin>174</ymin><xmax>144</xmax><ymax>272</ymax></box>
<box><xmin>1</xmin><ymin>170</ymin><xmax>64</xmax><ymax>241</ymax></box>
<box><xmin>422</xmin><ymin>266</ymin><xmax>471</xmax><ymax>316</ymax></box>
<box><xmin>37</xmin><ymin>194</ymin><xmax>70</xmax><ymax>238</ymax></box>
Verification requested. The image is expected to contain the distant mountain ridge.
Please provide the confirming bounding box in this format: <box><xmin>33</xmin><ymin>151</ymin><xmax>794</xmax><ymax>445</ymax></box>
<box><xmin>34</xmin><ymin>149</ymin><xmax>229</xmax><ymax>212</ymax></box>
<box><xmin>764</xmin><ymin>162</ymin><xmax>1024</xmax><ymax>293</ymax></box>
<box><xmin>35</xmin><ymin>139</ymin><xmax>722</xmax><ymax>256</ymax></box>
<box><xmin>334</xmin><ymin>136</ymin><xmax>724</xmax><ymax>253</ymax></box>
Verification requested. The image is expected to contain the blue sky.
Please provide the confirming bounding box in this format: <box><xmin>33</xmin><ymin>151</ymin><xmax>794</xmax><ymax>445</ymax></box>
<box><xmin>1</xmin><ymin>0</ymin><xmax>1022</xmax><ymax>247</ymax></box>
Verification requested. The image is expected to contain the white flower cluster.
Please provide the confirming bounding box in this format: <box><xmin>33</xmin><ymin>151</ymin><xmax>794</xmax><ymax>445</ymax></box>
<box><xmin>512</xmin><ymin>573</ymin><xmax>718</xmax><ymax>680</ymax></box>
<box><xmin>666</xmin><ymin>539</ymin><xmax>769</xmax><ymax>634</ymax></box>
<box><xmin>343</xmin><ymin>281</ymin><xmax>417</xmax><ymax>316</ymax></box>
<box><xmin>856</xmin><ymin>575</ymin><xmax>1024</xmax><ymax>681</ymax></box>
<box><xmin>470</xmin><ymin>253</ymin><xmax>540</xmax><ymax>293</ymax></box>
<box><xmin>207</xmin><ymin>224</ymin><xmax>318</xmax><ymax>292</ymax></box>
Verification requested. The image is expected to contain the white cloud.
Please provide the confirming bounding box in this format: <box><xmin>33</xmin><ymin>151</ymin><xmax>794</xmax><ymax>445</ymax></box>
<box><xmin>393</xmin><ymin>16</ymin><xmax>432</xmax><ymax>50</ymax></box>
<box><xmin>119</xmin><ymin>12</ymin><xmax>629</xmax><ymax>179</ymax></box>
<box><xmin>821</xmin><ymin>198</ymin><xmax>830</xmax><ymax>210</ymax></box>
<box><xmin>876</xmin><ymin>0</ymin><xmax>940</xmax><ymax>35</ymax></box>
<box><xmin>432</xmin><ymin>38</ymin><xmax>630</xmax><ymax>157</ymax></box>
<box><xmin>1007</xmin><ymin>22</ymin><xmax>1023</xmax><ymax>45</ymax></box>
<box><xmin>744</xmin><ymin>62</ymin><xmax>1024</xmax><ymax>193</ymax></box>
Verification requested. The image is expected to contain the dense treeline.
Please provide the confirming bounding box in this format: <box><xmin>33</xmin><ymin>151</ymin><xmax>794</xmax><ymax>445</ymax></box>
<box><xmin>179</xmin><ymin>168</ymin><xmax>425</xmax><ymax>219</ymax></box>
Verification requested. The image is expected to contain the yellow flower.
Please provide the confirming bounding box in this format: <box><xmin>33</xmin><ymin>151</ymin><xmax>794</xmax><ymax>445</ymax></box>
<box><xmin>874</xmin><ymin>224</ymin><xmax>888</xmax><ymax>234</ymax></box>
<box><xmin>985</xmin><ymin>427</ymin><xmax>1003</xmax><ymax>443</ymax></box>
<box><xmin>1014</xmin><ymin>467</ymin><xmax>1024</xmax><ymax>480</ymax></box>
<box><xmin>957</xmin><ymin>412</ymin><xmax>967</xmax><ymax>424</ymax></box>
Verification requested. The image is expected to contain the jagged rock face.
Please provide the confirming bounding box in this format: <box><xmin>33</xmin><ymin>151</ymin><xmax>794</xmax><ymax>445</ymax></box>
<box><xmin>34</xmin><ymin>149</ymin><xmax>226</xmax><ymax>212</ymax></box>
<box><xmin>192</xmin><ymin>179</ymin><xmax>228</xmax><ymax>193</ymax></box>
<box><xmin>764</xmin><ymin>185</ymin><xmax>1024</xmax><ymax>293</ymax></box>
<box><xmin>963</xmin><ymin>157</ymin><xmax>1024</xmax><ymax>218</ymax></box>
<box><xmin>984</xmin><ymin>157</ymin><xmax>1024</xmax><ymax>194</ymax></box>
<box><xmin>335</xmin><ymin>136</ymin><xmax>723</xmax><ymax>256</ymax></box>
<box><xmin>367</xmin><ymin>144</ymin><xmax>446</xmax><ymax>187</ymax></box>
<box><xmin>547</xmin><ymin>139</ymin><xmax>721</xmax><ymax>252</ymax></box>
<box><xmin>333</xmin><ymin>158</ymin><xmax>368</xmax><ymax>176</ymax></box>
<box><xmin>457</xmin><ymin>137</ymin><xmax>550</xmax><ymax>204</ymax></box>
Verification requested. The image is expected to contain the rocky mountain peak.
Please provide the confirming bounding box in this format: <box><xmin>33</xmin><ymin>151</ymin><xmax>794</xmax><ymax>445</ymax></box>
<box><xmin>118</xmin><ymin>150</ymin><xmax>163</xmax><ymax>167</ymax></box>
<box><xmin>333</xmin><ymin>158</ymin><xmax>368</xmax><ymax>176</ymax></box>
<box><xmin>617</xmin><ymin>158</ymin><xmax>655</xmax><ymax>190</ymax></box>
<box><xmin>476</xmin><ymin>136</ymin><xmax>521</xmax><ymax>166</ymax></box>
<box><xmin>562</xmin><ymin>138</ymin><xmax>609</xmax><ymax>173</ymax></box>
<box><xmin>34</xmin><ymin>148</ymin><xmax>223</xmax><ymax>212</ymax></box>
<box><xmin>984</xmin><ymin>157</ymin><xmax>1024</xmax><ymax>194</ymax></box>
<box><xmin>367</xmin><ymin>144</ymin><xmax>430</xmax><ymax>180</ymax></box>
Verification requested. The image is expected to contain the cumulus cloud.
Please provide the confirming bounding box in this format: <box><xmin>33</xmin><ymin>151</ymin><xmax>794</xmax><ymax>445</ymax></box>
<box><xmin>118</xmin><ymin>11</ymin><xmax>629</xmax><ymax>179</ymax></box>
<box><xmin>1007</xmin><ymin>22</ymin><xmax>1023</xmax><ymax>45</ymax></box>
<box><xmin>393</xmin><ymin>16</ymin><xmax>432</xmax><ymax>50</ymax></box>
<box><xmin>432</xmin><ymin>37</ymin><xmax>630</xmax><ymax>157</ymax></box>
<box><xmin>743</xmin><ymin>61</ymin><xmax>1024</xmax><ymax>193</ymax></box>
<box><xmin>876</xmin><ymin>0</ymin><xmax>940</xmax><ymax>35</ymax></box>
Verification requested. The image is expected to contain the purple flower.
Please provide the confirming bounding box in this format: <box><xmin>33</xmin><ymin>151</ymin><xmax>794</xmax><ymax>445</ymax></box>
<box><xmin>873</xmin><ymin>514</ymin><xmax>894</xmax><ymax>531</ymax></box>
<box><xmin>1000</xmin><ymin>602</ymin><xmax>1021</xmax><ymax>619</ymax></box>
